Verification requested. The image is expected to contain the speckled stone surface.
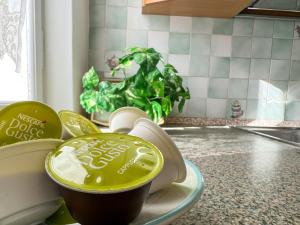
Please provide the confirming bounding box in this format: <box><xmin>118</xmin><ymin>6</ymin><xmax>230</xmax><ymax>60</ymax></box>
<box><xmin>166</xmin><ymin>117</ymin><xmax>300</xmax><ymax>127</ymax></box>
<box><xmin>167</xmin><ymin>128</ymin><xmax>300</xmax><ymax>225</ymax></box>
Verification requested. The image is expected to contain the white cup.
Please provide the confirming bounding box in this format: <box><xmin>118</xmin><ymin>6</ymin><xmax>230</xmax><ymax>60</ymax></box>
<box><xmin>0</xmin><ymin>139</ymin><xmax>63</xmax><ymax>225</ymax></box>
<box><xmin>109</xmin><ymin>107</ymin><xmax>148</xmax><ymax>133</ymax></box>
<box><xmin>129</xmin><ymin>118</ymin><xmax>186</xmax><ymax>193</ymax></box>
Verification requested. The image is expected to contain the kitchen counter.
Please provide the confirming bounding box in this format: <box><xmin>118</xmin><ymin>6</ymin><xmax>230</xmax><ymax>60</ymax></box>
<box><xmin>166</xmin><ymin>127</ymin><xmax>300</xmax><ymax>225</ymax></box>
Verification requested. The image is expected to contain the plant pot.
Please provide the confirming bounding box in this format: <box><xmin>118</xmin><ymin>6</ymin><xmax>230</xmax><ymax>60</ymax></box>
<box><xmin>90</xmin><ymin>111</ymin><xmax>112</xmax><ymax>127</ymax></box>
<box><xmin>45</xmin><ymin>133</ymin><xmax>164</xmax><ymax>225</ymax></box>
<box><xmin>129</xmin><ymin>118</ymin><xmax>186</xmax><ymax>194</ymax></box>
<box><xmin>109</xmin><ymin>107</ymin><xmax>148</xmax><ymax>133</ymax></box>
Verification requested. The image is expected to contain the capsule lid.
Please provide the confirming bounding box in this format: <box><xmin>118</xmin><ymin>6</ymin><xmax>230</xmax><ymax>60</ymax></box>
<box><xmin>45</xmin><ymin>133</ymin><xmax>164</xmax><ymax>193</ymax></box>
<box><xmin>0</xmin><ymin>101</ymin><xmax>62</xmax><ymax>147</ymax></box>
<box><xmin>58</xmin><ymin>110</ymin><xmax>100</xmax><ymax>137</ymax></box>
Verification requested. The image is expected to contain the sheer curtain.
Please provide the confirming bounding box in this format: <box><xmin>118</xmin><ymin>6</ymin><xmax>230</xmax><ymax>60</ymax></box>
<box><xmin>0</xmin><ymin>0</ymin><xmax>26</xmax><ymax>72</ymax></box>
<box><xmin>0</xmin><ymin>0</ymin><xmax>29</xmax><ymax>103</ymax></box>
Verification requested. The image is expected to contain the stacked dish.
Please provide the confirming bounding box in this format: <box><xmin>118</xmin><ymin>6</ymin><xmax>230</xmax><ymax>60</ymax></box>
<box><xmin>0</xmin><ymin>103</ymin><xmax>200</xmax><ymax>225</ymax></box>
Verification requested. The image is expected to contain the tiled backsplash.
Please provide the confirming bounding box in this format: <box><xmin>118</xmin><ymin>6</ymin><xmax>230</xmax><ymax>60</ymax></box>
<box><xmin>89</xmin><ymin>0</ymin><xmax>300</xmax><ymax>121</ymax></box>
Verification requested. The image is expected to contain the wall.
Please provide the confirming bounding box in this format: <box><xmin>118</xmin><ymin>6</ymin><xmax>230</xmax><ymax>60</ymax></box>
<box><xmin>89</xmin><ymin>0</ymin><xmax>300</xmax><ymax>121</ymax></box>
<box><xmin>44</xmin><ymin>0</ymin><xmax>89</xmax><ymax>112</ymax></box>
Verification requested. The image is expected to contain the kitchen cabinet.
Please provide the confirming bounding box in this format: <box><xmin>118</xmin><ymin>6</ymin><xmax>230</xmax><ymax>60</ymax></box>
<box><xmin>142</xmin><ymin>0</ymin><xmax>253</xmax><ymax>18</ymax></box>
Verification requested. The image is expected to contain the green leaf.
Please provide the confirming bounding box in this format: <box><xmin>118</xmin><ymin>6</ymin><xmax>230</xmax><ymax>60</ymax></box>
<box><xmin>162</xmin><ymin>96</ymin><xmax>172</xmax><ymax>116</ymax></box>
<box><xmin>151</xmin><ymin>101</ymin><xmax>162</xmax><ymax>123</ymax></box>
<box><xmin>80</xmin><ymin>90</ymin><xmax>99</xmax><ymax>113</ymax></box>
<box><xmin>82</xmin><ymin>67</ymin><xmax>99</xmax><ymax>90</ymax></box>
<box><xmin>178</xmin><ymin>98</ymin><xmax>186</xmax><ymax>113</ymax></box>
<box><xmin>152</xmin><ymin>81</ymin><xmax>164</xmax><ymax>97</ymax></box>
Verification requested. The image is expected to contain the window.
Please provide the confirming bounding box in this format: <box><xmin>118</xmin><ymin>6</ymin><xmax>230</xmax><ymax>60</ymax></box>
<box><xmin>0</xmin><ymin>0</ymin><xmax>42</xmax><ymax>105</ymax></box>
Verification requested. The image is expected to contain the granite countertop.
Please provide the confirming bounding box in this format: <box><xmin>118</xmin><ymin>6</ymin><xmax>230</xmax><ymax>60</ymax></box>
<box><xmin>166</xmin><ymin>128</ymin><xmax>300</xmax><ymax>225</ymax></box>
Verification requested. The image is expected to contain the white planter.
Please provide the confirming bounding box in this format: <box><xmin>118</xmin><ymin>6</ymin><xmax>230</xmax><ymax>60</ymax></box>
<box><xmin>0</xmin><ymin>139</ymin><xmax>63</xmax><ymax>225</ymax></box>
<box><xmin>109</xmin><ymin>107</ymin><xmax>148</xmax><ymax>133</ymax></box>
<box><xmin>129</xmin><ymin>118</ymin><xmax>186</xmax><ymax>193</ymax></box>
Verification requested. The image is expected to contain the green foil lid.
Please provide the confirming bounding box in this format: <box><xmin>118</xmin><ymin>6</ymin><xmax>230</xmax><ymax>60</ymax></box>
<box><xmin>45</xmin><ymin>133</ymin><xmax>164</xmax><ymax>193</ymax></box>
<box><xmin>58</xmin><ymin>110</ymin><xmax>100</xmax><ymax>137</ymax></box>
<box><xmin>0</xmin><ymin>101</ymin><xmax>62</xmax><ymax>147</ymax></box>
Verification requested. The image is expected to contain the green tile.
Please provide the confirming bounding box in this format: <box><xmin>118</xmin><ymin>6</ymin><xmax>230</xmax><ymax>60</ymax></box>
<box><xmin>108</xmin><ymin>0</ymin><xmax>127</xmax><ymax>6</ymax></box>
<box><xmin>253</xmin><ymin>19</ymin><xmax>274</xmax><ymax>37</ymax></box>
<box><xmin>90</xmin><ymin>0</ymin><xmax>106</xmax><ymax>5</ymax></box>
<box><xmin>106</xmin><ymin>29</ymin><xmax>126</xmax><ymax>51</ymax></box>
<box><xmin>291</xmin><ymin>60</ymin><xmax>300</xmax><ymax>80</ymax></box>
<box><xmin>169</xmin><ymin>32</ymin><xmax>190</xmax><ymax>54</ymax></box>
<box><xmin>89</xmin><ymin>49</ymin><xmax>105</xmax><ymax>72</ymax></box>
<box><xmin>268</xmin><ymin>80</ymin><xmax>288</xmax><ymax>102</ymax></box>
<box><xmin>252</xmin><ymin>37</ymin><xmax>272</xmax><ymax>58</ymax></box>
<box><xmin>226</xmin><ymin>99</ymin><xmax>247</xmax><ymax>119</ymax></box>
<box><xmin>270</xmin><ymin>60</ymin><xmax>290</xmax><ymax>80</ymax></box>
<box><xmin>246</xmin><ymin>100</ymin><xmax>267</xmax><ymax>119</ymax></box>
<box><xmin>208</xmin><ymin>78</ymin><xmax>229</xmax><ymax>98</ymax></box>
<box><xmin>89</xmin><ymin>28</ymin><xmax>105</xmax><ymax>49</ymax></box>
<box><xmin>285</xmin><ymin>101</ymin><xmax>300</xmax><ymax>120</ymax></box>
<box><xmin>210</xmin><ymin>57</ymin><xmax>230</xmax><ymax>78</ymax></box>
<box><xmin>273</xmin><ymin>0</ymin><xmax>297</xmax><ymax>10</ymax></box>
<box><xmin>126</xmin><ymin>30</ymin><xmax>148</xmax><ymax>48</ymax></box>
<box><xmin>106</xmin><ymin>6</ymin><xmax>127</xmax><ymax>29</ymax></box>
<box><xmin>90</xmin><ymin>4</ymin><xmax>105</xmax><ymax>27</ymax></box>
<box><xmin>254</xmin><ymin>0</ymin><xmax>272</xmax><ymax>8</ymax></box>
<box><xmin>149</xmin><ymin>15</ymin><xmax>170</xmax><ymax>31</ymax></box>
<box><xmin>128</xmin><ymin>0</ymin><xmax>141</xmax><ymax>7</ymax></box>
<box><xmin>189</xmin><ymin>55</ymin><xmax>210</xmax><ymax>77</ymax></box>
<box><xmin>232</xmin><ymin>36</ymin><xmax>251</xmax><ymax>58</ymax></box>
<box><xmin>265</xmin><ymin>102</ymin><xmax>285</xmax><ymax>121</ymax></box>
<box><xmin>273</xmin><ymin>20</ymin><xmax>295</xmax><ymax>38</ymax></box>
<box><xmin>250</xmin><ymin>59</ymin><xmax>271</xmax><ymax>80</ymax></box>
<box><xmin>192</xmin><ymin>18</ymin><xmax>213</xmax><ymax>34</ymax></box>
<box><xmin>292</xmin><ymin>40</ymin><xmax>300</xmax><ymax>60</ymax></box>
<box><xmin>191</xmin><ymin>34</ymin><xmax>210</xmax><ymax>55</ymax></box>
<box><xmin>228</xmin><ymin>78</ymin><xmax>248</xmax><ymax>99</ymax></box>
<box><xmin>247</xmin><ymin>80</ymin><xmax>268</xmax><ymax>99</ymax></box>
<box><xmin>213</xmin><ymin>19</ymin><xmax>233</xmax><ymax>35</ymax></box>
<box><xmin>271</xmin><ymin>39</ymin><xmax>293</xmax><ymax>59</ymax></box>
<box><xmin>288</xmin><ymin>81</ymin><xmax>300</xmax><ymax>101</ymax></box>
<box><xmin>294</xmin><ymin>22</ymin><xmax>300</xmax><ymax>38</ymax></box>
<box><xmin>233</xmin><ymin>18</ymin><xmax>254</xmax><ymax>36</ymax></box>
<box><xmin>230</xmin><ymin>58</ymin><xmax>250</xmax><ymax>78</ymax></box>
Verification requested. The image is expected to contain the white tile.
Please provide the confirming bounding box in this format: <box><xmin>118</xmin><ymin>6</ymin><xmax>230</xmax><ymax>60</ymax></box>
<box><xmin>211</xmin><ymin>35</ymin><xmax>232</xmax><ymax>57</ymax></box>
<box><xmin>187</xmin><ymin>77</ymin><xmax>208</xmax><ymax>98</ymax></box>
<box><xmin>186</xmin><ymin>98</ymin><xmax>206</xmax><ymax>117</ymax></box>
<box><xmin>170</xmin><ymin>16</ymin><xmax>192</xmax><ymax>32</ymax></box>
<box><xmin>192</xmin><ymin>18</ymin><xmax>214</xmax><ymax>34</ymax></box>
<box><xmin>127</xmin><ymin>7</ymin><xmax>150</xmax><ymax>30</ymax></box>
<box><xmin>206</xmin><ymin>99</ymin><xmax>227</xmax><ymax>118</ymax></box>
<box><xmin>292</xmin><ymin>39</ymin><xmax>300</xmax><ymax>60</ymax></box>
<box><xmin>148</xmin><ymin>31</ymin><xmax>169</xmax><ymax>53</ymax></box>
<box><xmin>247</xmin><ymin>80</ymin><xmax>269</xmax><ymax>99</ymax></box>
<box><xmin>168</xmin><ymin>54</ymin><xmax>190</xmax><ymax>76</ymax></box>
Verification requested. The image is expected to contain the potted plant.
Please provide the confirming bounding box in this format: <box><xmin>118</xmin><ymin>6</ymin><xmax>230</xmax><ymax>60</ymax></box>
<box><xmin>80</xmin><ymin>47</ymin><xmax>190</xmax><ymax>124</ymax></box>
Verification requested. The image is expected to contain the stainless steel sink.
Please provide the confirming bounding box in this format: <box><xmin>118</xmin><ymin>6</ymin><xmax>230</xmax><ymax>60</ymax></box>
<box><xmin>236</xmin><ymin>127</ymin><xmax>300</xmax><ymax>147</ymax></box>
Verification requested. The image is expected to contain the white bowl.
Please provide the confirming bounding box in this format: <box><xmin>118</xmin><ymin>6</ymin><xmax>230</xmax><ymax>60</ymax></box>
<box><xmin>109</xmin><ymin>107</ymin><xmax>148</xmax><ymax>133</ymax></box>
<box><xmin>129</xmin><ymin>118</ymin><xmax>186</xmax><ymax>193</ymax></box>
<box><xmin>0</xmin><ymin>139</ymin><xmax>63</xmax><ymax>225</ymax></box>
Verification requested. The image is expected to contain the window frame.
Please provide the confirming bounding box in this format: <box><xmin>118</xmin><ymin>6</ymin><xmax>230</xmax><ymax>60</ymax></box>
<box><xmin>0</xmin><ymin>0</ymin><xmax>43</xmax><ymax>108</ymax></box>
